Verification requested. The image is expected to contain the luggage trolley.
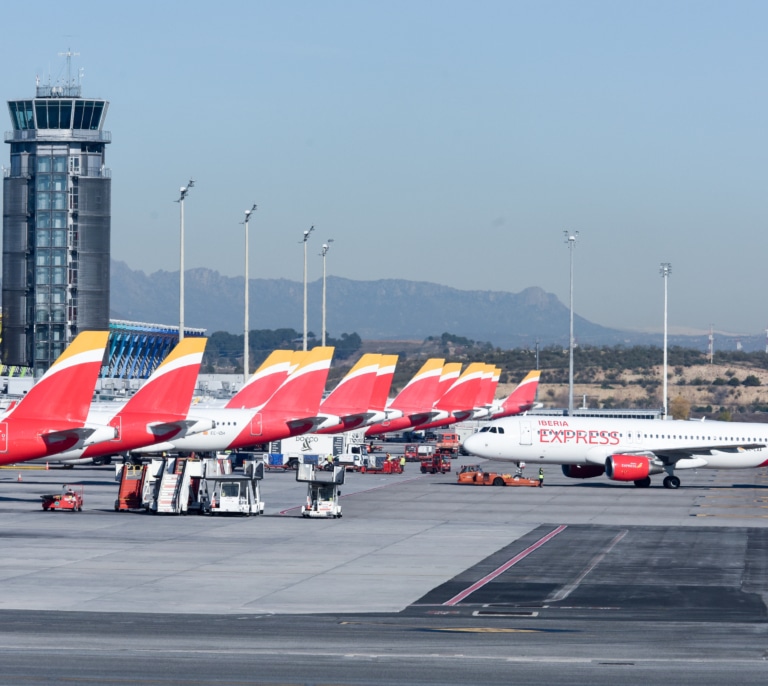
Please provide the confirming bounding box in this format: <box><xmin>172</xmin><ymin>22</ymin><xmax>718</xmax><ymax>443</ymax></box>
<box><xmin>297</xmin><ymin>464</ymin><xmax>344</xmax><ymax>518</ymax></box>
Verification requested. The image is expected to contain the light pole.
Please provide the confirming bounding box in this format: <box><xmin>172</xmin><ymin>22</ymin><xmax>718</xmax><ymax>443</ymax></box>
<box><xmin>243</xmin><ymin>204</ymin><xmax>257</xmax><ymax>382</ymax></box>
<box><xmin>320</xmin><ymin>239</ymin><xmax>334</xmax><ymax>346</ymax></box>
<box><xmin>564</xmin><ymin>231</ymin><xmax>578</xmax><ymax>414</ymax></box>
<box><xmin>176</xmin><ymin>179</ymin><xmax>194</xmax><ymax>341</ymax></box>
<box><xmin>302</xmin><ymin>226</ymin><xmax>315</xmax><ymax>351</ymax></box>
<box><xmin>660</xmin><ymin>262</ymin><xmax>671</xmax><ymax>418</ymax></box>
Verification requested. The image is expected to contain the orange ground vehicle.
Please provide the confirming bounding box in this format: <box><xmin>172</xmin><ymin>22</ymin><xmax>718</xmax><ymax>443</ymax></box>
<box><xmin>457</xmin><ymin>464</ymin><xmax>539</xmax><ymax>487</ymax></box>
<box><xmin>436</xmin><ymin>432</ymin><xmax>460</xmax><ymax>457</ymax></box>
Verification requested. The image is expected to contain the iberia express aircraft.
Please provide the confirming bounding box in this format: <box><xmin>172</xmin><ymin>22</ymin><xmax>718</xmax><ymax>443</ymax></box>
<box><xmin>463</xmin><ymin>413</ymin><xmax>768</xmax><ymax>489</ymax></box>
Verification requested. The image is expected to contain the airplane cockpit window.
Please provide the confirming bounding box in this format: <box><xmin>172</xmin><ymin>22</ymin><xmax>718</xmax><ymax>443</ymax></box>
<box><xmin>479</xmin><ymin>427</ymin><xmax>489</xmax><ymax>433</ymax></box>
<box><xmin>489</xmin><ymin>427</ymin><xmax>497</xmax><ymax>433</ymax></box>
<box><xmin>498</xmin><ymin>427</ymin><xmax>505</xmax><ymax>434</ymax></box>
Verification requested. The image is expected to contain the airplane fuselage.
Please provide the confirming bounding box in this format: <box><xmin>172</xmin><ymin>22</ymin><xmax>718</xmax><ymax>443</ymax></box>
<box><xmin>464</xmin><ymin>415</ymin><xmax>768</xmax><ymax>485</ymax></box>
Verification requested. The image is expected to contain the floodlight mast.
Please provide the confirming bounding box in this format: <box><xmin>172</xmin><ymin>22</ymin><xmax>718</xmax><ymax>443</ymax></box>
<box><xmin>660</xmin><ymin>263</ymin><xmax>672</xmax><ymax>418</ymax></box>
<box><xmin>243</xmin><ymin>204</ymin><xmax>257</xmax><ymax>382</ymax></box>
<box><xmin>564</xmin><ymin>231</ymin><xmax>579</xmax><ymax>414</ymax></box>
<box><xmin>176</xmin><ymin>179</ymin><xmax>195</xmax><ymax>341</ymax></box>
<box><xmin>302</xmin><ymin>226</ymin><xmax>315</xmax><ymax>351</ymax></box>
<box><xmin>321</xmin><ymin>239</ymin><xmax>334</xmax><ymax>346</ymax></box>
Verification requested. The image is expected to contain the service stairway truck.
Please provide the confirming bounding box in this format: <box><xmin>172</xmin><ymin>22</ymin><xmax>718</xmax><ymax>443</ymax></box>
<box><xmin>115</xmin><ymin>455</ymin><xmax>235</xmax><ymax>514</ymax></box>
<box><xmin>297</xmin><ymin>463</ymin><xmax>344</xmax><ymax>518</ymax></box>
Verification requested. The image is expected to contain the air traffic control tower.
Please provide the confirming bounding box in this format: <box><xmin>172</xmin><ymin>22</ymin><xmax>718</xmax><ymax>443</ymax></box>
<box><xmin>2</xmin><ymin>61</ymin><xmax>111</xmax><ymax>375</ymax></box>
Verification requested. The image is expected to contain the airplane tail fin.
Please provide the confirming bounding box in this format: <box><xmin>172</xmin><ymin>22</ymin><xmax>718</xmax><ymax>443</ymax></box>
<box><xmin>390</xmin><ymin>358</ymin><xmax>445</xmax><ymax>412</ymax></box>
<box><xmin>121</xmin><ymin>337</ymin><xmax>207</xmax><ymax>416</ymax></box>
<box><xmin>320</xmin><ymin>353</ymin><xmax>381</xmax><ymax>416</ymax></box>
<box><xmin>435</xmin><ymin>362</ymin><xmax>487</xmax><ymax>411</ymax></box>
<box><xmin>498</xmin><ymin>370</ymin><xmax>541</xmax><ymax>417</ymax></box>
<box><xmin>226</xmin><ymin>350</ymin><xmax>295</xmax><ymax>409</ymax></box>
<box><xmin>262</xmin><ymin>346</ymin><xmax>334</xmax><ymax>416</ymax></box>
<box><xmin>8</xmin><ymin>331</ymin><xmax>109</xmax><ymax>423</ymax></box>
<box><xmin>370</xmin><ymin>354</ymin><xmax>398</xmax><ymax>411</ymax></box>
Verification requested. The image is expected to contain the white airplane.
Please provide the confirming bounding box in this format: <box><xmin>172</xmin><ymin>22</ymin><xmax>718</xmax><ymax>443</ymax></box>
<box><xmin>462</xmin><ymin>414</ymin><xmax>768</xmax><ymax>489</ymax></box>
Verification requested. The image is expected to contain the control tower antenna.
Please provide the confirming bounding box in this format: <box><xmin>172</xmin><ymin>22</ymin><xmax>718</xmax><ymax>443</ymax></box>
<box><xmin>58</xmin><ymin>48</ymin><xmax>80</xmax><ymax>88</ymax></box>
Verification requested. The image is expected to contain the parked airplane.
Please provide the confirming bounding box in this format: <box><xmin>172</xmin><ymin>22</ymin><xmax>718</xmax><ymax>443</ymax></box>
<box><xmin>487</xmin><ymin>370</ymin><xmax>541</xmax><ymax>419</ymax></box>
<box><xmin>414</xmin><ymin>362</ymin><xmax>492</xmax><ymax>432</ymax></box>
<box><xmin>0</xmin><ymin>331</ymin><xmax>116</xmax><ymax>466</ymax></box>
<box><xmin>361</xmin><ymin>354</ymin><xmax>400</xmax><ymax>427</ymax></box>
<box><xmin>463</xmin><ymin>413</ymin><xmax>768</xmax><ymax>488</ymax></box>
<box><xmin>317</xmin><ymin>354</ymin><xmax>382</xmax><ymax>434</ymax></box>
<box><xmin>43</xmin><ymin>337</ymin><xmax>212</xmax><ymax>465</ymax></box>
<box><xmin>225</xmin><ymin>350</ymin><xmax>295</xmax><ymax>410</ymax></box>
<box><xmin>365</xmin><ymin>358</ymin><xmax>445</xmax><ymax>437</ymax></box>
<box><xmin>135</xmin><ymin>346</ymin><xmax>336</xmax><ymax>454</ymax></box>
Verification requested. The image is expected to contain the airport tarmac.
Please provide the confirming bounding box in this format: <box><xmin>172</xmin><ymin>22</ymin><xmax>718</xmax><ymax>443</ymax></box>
<box><xmin>1</xmin><ymin>458</ymin><xmax>767</xmax><ymax>685</ymax></box>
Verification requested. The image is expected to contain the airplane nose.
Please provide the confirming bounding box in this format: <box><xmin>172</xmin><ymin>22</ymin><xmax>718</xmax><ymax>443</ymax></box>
<box><xmin>463</xmin><ymin>433</ymin><xmax>482</xmax><ymax>456</ymax></box>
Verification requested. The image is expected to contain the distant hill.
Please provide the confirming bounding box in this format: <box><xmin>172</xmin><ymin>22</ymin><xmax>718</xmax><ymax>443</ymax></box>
<box><xmin>108</xmin><ymin>260</ymin><xmax>761</xmax><ymax>351</ymax></box>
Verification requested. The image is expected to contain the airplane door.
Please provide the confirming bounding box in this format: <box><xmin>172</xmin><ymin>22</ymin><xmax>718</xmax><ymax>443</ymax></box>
<box><xmin>520</xmin><ymin>421</ymin><xmax>532</xmax><ymax>446</ymax></box>
<box><xmin>110</xmin><ymin>416</ymin><xmax>122</xmax><ymax>441</ymax></box>
<box><xmin>0</xmin><ymin>422</ymin><xmax>6</xmax><ymax>452</ymax></box>
<box><xmin>250</xmin><ymin>414</ymin><xmax>263</xmax><ymax>436</ymax></box>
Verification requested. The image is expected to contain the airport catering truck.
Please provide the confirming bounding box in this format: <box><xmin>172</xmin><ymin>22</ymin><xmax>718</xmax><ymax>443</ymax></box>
<box><xmin>263</xmin><ymin>430</ymin><xmax>367</xmax><ymax>470</ymax></box>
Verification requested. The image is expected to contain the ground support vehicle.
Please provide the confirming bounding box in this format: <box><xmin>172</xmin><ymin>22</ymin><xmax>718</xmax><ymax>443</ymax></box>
<box><xmin>435</xmin><ymin>432</ymin><xmax>460</xmax><ymax>457</ymax></box>
<box><xmin>420</xmin><ymin>455</ymin><xmax>452</xmax><ymax>474</ymax></box>
<box><xmin>358</xmin><ymin>455</ymin><xmax>403</xmax><ymax>474</ymax></box>
<box><xmin>457</xmin><ymin>464</ymin><xmax>540</xmax><ymax>487</ymax></box>
<box><xmin>204</xmin><ymin>460</ymin><xmax>264</xmax><ymax>516</ymax></box>
<box><xmin>116</xmin><ymin>456</ymin><xmax>227</xmax><ymax>514</ymax></box>
<box><xmin>297</xmin><ymin>464</ymin><xmax>344</xmax><ymax>518</ymax></box>
<box><xmin>40</xmin><ymin>487</ymin><xmax>83</xmax><ymax>511</ymax></box>
<box><xmin>404</xmin><ymin>444</ymin><xmax>435</xmax><ymax>462</ymax></box>
<box><xmin>114</xmin><ymin>464</ymin><xmax>147</xmax><ymax>510</ymax></box>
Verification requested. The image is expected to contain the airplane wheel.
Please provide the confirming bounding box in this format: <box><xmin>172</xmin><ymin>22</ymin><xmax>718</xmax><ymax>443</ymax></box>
<box><xmin>633</xmin><ymin>477</ymin><xmax>652</xmax><ymax>488</ymax></box>
<box><xmin>663</xmin><ymin>475</ymin><xmax>681</xmax><ymax>489</ymax></box>
<box><xmin>493</xmin><ymin>477</ymin><xmax>504</xmax><ymax>486</ymax></box>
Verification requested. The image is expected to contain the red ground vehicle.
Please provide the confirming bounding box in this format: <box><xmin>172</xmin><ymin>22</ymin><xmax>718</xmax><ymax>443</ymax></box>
<box><xmin>457</xmin><ymin>464</ymin><xmax>539</xmax><ymax>487</ymax></box>
<box><xmin>420</xmin><ymin>455</ymin><xmax>451</xmax><ymax>474</ymax></box>
<box><xmin>40</xmin><ymin>487</ymin><xmax>84</xmax><ymax>511</ymax></box>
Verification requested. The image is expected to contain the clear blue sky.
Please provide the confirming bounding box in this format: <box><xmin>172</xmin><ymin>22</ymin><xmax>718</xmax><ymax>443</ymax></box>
<box><xmin>2</xmin><ymin>1</ymin><xmax>766</xmax><ymax>337</ymax></box>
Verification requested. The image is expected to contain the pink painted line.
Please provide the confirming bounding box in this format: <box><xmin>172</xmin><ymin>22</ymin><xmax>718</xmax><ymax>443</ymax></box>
<box><xmin>443</xmin><ymin>524</ymin><xmax>568</xmax><ymax>606</ymax></box>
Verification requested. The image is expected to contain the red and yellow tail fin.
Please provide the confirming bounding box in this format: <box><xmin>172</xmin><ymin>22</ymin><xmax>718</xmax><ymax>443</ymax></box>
<box><xmin>9</xmin><ymin>331</ymin><xmax>109</xmax><ymax>423</ymax></box>
<box><xmin>121</xmin><ymin>337</ymin><xmax>207</xmax><ymax>416</ymax></box>
<box><xmin>226</xmin><ymin>349</ymin><xmax>295</xmax><ymax>409</ymax></box>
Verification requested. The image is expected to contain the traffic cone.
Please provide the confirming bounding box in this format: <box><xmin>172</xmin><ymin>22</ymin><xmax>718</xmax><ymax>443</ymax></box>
<box><xmin>17</xmin><ymin>473</ymin><xmax>22</xmax><ymax>482</ymax></box>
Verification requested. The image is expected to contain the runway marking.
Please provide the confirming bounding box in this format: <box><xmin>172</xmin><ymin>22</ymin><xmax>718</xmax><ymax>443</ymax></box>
<box><xmin>545</xmin><ymin>529</ymin><xmax>628</xmax><ymax>603</ymax></box>
<box><xmin>442</xmin><ymin>524</ymin><xmax>567</xmax><ymax>606</ymax></box>
<box><xmin>421</xmin><ymin>627</ymin><xmax>542</xmax><ymax>633</ymax></box>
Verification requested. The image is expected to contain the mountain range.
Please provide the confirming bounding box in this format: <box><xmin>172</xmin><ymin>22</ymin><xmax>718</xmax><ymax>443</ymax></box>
<box><xmin>110</xmin><ymin>260</ymin><xmax>763</xmax><ymax>351</ymax></box>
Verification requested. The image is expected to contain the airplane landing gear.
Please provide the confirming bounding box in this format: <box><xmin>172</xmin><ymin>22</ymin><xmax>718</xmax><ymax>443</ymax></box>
<box><xmin>633</xmin><ymin>477</ymin><xmax>652</xmax><ymax>488</ymax></box>
<box><xmin>663</xmin><ymin>475</ymin><xmax>681</xmax><ymax>489</ymax></box>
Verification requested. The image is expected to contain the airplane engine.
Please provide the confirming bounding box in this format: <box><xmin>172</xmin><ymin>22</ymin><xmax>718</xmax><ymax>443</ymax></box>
<box><xmin>561</xmin><ymin>464</ymin><xmax>605</xmax><ymax>479</ymax></box>
<box><xmin>604</xmin><ymin>454</ymin><xmax>663</xmax><ymax>482</ymax></box>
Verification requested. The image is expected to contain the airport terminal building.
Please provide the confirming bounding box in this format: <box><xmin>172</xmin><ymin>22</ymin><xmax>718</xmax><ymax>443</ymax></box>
<box><xmin>2</xmin><ymin>74</ymin><xmax>111</xmax><ymax>376</ymax></box>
